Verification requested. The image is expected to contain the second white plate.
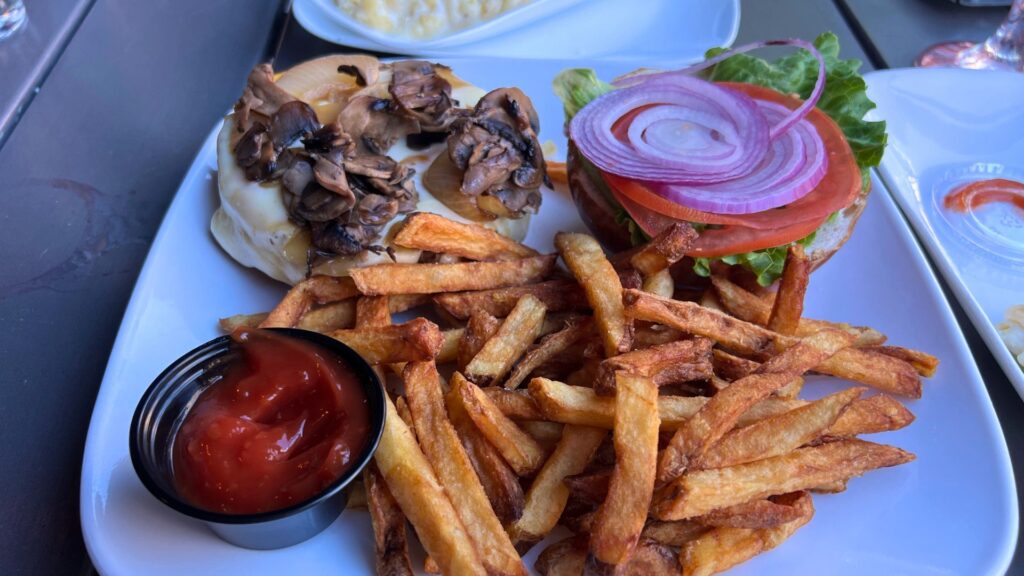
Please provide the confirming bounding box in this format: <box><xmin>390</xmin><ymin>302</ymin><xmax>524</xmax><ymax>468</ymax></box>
<box><xmin>293</xmin><ymin>0</ymin><xmax>740</xmax><ymax>62</ymax></box>
<box><xmin>868</xmin><ymin>68</ymin><xmax>1024</xmax><ymax>400</ymax></box>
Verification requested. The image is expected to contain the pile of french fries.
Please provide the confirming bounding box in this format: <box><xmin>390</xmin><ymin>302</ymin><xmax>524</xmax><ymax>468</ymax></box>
<box><xmin>220</xmin><ymin>212</ymin><xmax>936</xmax><ymax>576</ymax></box>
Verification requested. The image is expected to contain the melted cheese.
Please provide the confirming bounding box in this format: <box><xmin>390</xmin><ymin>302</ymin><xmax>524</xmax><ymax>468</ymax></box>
<box><xmin>211</xmin><ymin>82</ymin><xmax>530</xmax><ymax>285</ymax></box>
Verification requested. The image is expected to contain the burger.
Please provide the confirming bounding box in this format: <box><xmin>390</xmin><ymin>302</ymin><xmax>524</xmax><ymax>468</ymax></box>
<box><xmin>553</xmin><ymin>33</ymin><xmax>887</xmax><ymax>287</ymax></box>
<box><xmin>212</xmin><ymin>55</ymin><xmax>548</xmax><ymax>285</ymax></box>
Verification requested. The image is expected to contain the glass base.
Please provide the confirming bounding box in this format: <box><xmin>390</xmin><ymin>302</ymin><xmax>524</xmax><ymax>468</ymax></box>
<box><xmin>0</xmin><ymin>1</ymin><xmax>26</xmax><ymax>40</ymax></box>
<box><xmin>916</xmin><ymin>41</ymin><xmax>1022</xmax><ymax>71</ymax></box>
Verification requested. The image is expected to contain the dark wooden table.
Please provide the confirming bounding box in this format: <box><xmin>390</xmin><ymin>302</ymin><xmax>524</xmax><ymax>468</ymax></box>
<box><xmin>0</xmin><ymin>1</ymin><xmax>1017</xmax><ymax>574</ymax></box>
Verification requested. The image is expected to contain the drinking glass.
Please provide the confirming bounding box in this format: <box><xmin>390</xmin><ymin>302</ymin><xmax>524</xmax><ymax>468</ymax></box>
<box><xmin>916</xmin><ymin>0</ymin><xmax>1024</xmax><ymax>71</ymax></box>
<box><xmin>0</xmin><ymin>0</ymin><xmax>26</xmax><ymax>40</ymax></box>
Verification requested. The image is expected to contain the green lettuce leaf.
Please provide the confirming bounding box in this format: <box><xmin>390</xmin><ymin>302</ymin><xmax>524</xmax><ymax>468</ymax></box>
<box><xmin>552</xmin><ymin>69</ymin><xmax>615</xmax><ymax>121</ymax></box>
<box><xmin>551</xmin><ymin>33</ymin><xmax>885</xmax><ymax>286</ymax></box>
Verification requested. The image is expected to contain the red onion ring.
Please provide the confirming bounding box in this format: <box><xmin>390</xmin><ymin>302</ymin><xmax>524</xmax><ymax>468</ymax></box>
<box><xmin>571</xmin><ymin>39</ymin><xmax>828</xmax><ymax>215</ymax></box>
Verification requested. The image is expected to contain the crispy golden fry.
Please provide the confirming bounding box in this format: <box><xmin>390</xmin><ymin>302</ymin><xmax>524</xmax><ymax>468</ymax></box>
<box><xmin>394</xmin><ymin>212</ymin><xmax>539</xmax><ymax>261</ymax></box>
<box><xmin>510</xmin><ymin>425</ymin><xmax>607</xmax><ymax>544</ymax></box>
<box><xmin>772</xmin><ymin>376</ymin><xmax>804</xmax><ymax>399</ymax></box>
<box><xmin>711</xmin><ymin>275</ymin><xmax>886</xmax><ymax>346</ymax></box>
<box><xmin>633</xmin><ymin>325</ymin><xmax>686</xmax><ymax>348</ymax></box>
<box><xmin>863</xmin><ymin>345</ymin><xmax>940</xmax><ymax>377</ymax></box>
<box><xmin>658</xmin><ymin>330</ymin><xmax>855</xmax><ymax>482</ymax></box>
<box><xmin>423</xmin><ymin>557</ymin><xmax>440</xmax><ymax>574</ymax></box>
<box><xmin>700</xmin><ymin>289</ymin><xmax>724</xmax><ymax>312</ymax></box>
<box><xmin>642</xmin><ymin>268</ymin><xmax>675</xmax><ymax>299</ymax></box>
<box><xmin>590</xmin><ymin>373</ymin><xmax>659</xmax><ymax>566</ymax></box>
<box><xmin>811</xmin><ymin>480</ymin><xmax>848</xmax><ymax>494</ymax></box>
<box><xmin>433</xmin><ymin>280</ymin><xmax>589</xmax><ymax>321</ymax></box>
<box><xmin>623</xmin><ymin>290</ymin><xmax>921</xmax><ymax>397</ymax></box>
<box><xmin>594</xmin><ymin>338</ymin><xmax>714</xmax><ymax>395</ymax></box>
<box><xmin>627</xmin><ymin>223</ymin><xmax>697</xmax><ymax>276</ymax></box>
<box><xmin>466</xmin><ymin>295</ymin><xmax>548</xmax><ymax>386</ymax></box>
<box><xmin>680</xmin><ymin>492</ymin><xmax>814</xmax><ymax>576</ymax></box>
<box><xmin>695</xmin><ymin>387</ymin><xmax>864</xmax><ymax>470</ymax></box>
<box><xmin>436</xmin><ymin>328</ymin><xmax>463</xmax><ymax>364</ymax></box>
<box><xmin>697</xmin><ymin>499</ymin><xmax>804</xmax><ymax>529</ymax></box>
<box><xmin>520</xmin><ymin>421</ymin><xmax>565</xmax><ymax>448</ymax></box>
<box><xmin>766</xmin><ymin>245</ymin><xmax>810</xmax><ymax>335</ymax></box>
<box><xmin>537</xmin><ymin>536</ymin><xmax>679</xmax><ymax>576</ymax></box>
<box><xmin>350</xmin><ymin>254</ymin><xmax>556</xmax><ymax>296</ymax></box>
<box><xmin>260</xmin><ymin>275</ymin><xmax>360</xmax><ymax>328</ymax></box>
<box><xmin>395</xmin><ymin>396</ymin><xmax>416</xmax><ymax>440</ymax></box>
<box><xmin>505</xmin><ymin>317</ymin><xmax>593</xmax><ymax>390</ymax></box>
<box><xmin>356</xmin><ymin>296</ymin><xmax>392</xmax><ymax>327</ymax></box>
<box><xmin>531</xmin><ymin>377</ymin><xmax>701</xmax><ymax>430</ymax></box>
<box><xmin>446</xmin><ymin>386</ymin><xmax>526</xmax><ymax>524</ymax></box>
<box><xmin>403</xmin><ymin>361</ymin><xmax>525</xmax><ymax>576</ymax></box>
<box><xmin>617</xmin><ymin>267</ymin><xmax>643</xmax><ymax>291</ymax></box>
<box><xmin>298</xmin><ymin>300</ymin><xmax>356</xmax><ymax>332</ymax></box>
<box><xmin>483</xmin><ymin>388</ymin><xmax>544</xmax><ymax>420</ymax></box>
<box><xmin>564</xmin><ymin>469</ymin><xmax>611</xmax><ymax>505</ymax></box>
<box><xmin>331</xmin><ymin>318</ymin><xmax>444</xmax><ymax>364</ymax></box>
<box><xmin>711</xmin><ymin>349</ymin><xmax>758</xmax><ymax>380</ymax></box>
<box><xmin>641</xmin><ymin>521</ymin><xmax>709</xmax><ymax>547</ymax></box>
<box><xmin>374</xmin><ymin>395</ymin><xmax>484</xmax><ymax>575</ymax></box>
<box><xmin>556</xmin><ymin>233</ymin><xmax>632</xmax><ymax>356</ymax></box>
<box><xmin>824</xmin><ymin>394</ymin><xmax>915</xmax><ymax>437</ymax></box>
<box><xmin>218</xmin><ymin>312</ymin><xmax>269</xmax><ymax>332</ymax></box>
<box><xmin>654</xmin><ymin>440</ymin><xmax>914</xmax><ymax>520</ymax></box>
<box><xmin>364</xmin><ymin>464</ymin><xmax>414</xmax><ymax>576</ymax></box>
<box><xmin>565</xmin><ymin>359</ymin><xmax>601</xmax><ymax>388</ymax></box>
<box><xmin>454</xmin><ymin>373</ymin><xmax>548</xmax><ymax>476</ymax></box>
<box><xmin>458</xmin><ymin>310</ymin><xmax>501</xmax><ymax>371</ymax></box>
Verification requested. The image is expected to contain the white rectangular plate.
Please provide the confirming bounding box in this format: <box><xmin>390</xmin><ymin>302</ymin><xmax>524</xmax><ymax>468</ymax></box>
<box><xmin>868</xmin><ymin>68</ymin><xmax>1024</xmax><ymax>400</ymax></box>
<box><xmin>81</xmin><ymin>59</ymin><xmax>1017</xmax><ymax>575</ymax></box>
<box><xmin>293</xmin><ymin>0</ymin><xmax>739</xmax><ymax>62</ymax></box>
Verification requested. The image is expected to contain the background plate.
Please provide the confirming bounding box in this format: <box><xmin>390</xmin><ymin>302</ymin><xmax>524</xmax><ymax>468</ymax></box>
<box><xmin>293</xmin><ymin>0</ymin><xmax>740</xmax><ymax>61</ymax></box>
<box><xmin>81</xmin><ymin>59</ymin><xmax>1016</xmax><ymax>575</ymax></box>
<box><xmin>868</xmin><ymin>68</ymin><xmax>1024</xmax><ymax>401</ymax></box>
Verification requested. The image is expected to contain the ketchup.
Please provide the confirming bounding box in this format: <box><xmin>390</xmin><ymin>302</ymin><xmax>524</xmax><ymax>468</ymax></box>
<box><xmin>173</xmin><ymin>329</ymin><xmax>369</xmax><ymax>515</ymax></box>
<box><xmin>944</xmin><ymin>178</ymin><xmax>1024</xmax><ymax>215</ymax></box>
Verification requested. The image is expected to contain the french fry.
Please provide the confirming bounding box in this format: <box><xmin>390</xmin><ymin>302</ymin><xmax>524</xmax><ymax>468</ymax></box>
<box><xmin>862</xmin><ymin>345</ymin><xmax>940</xmax><ymax>377</ymax></box>
<box><xmin>531</xmin><ymin>377</ymin><xmax>702</xmax><ymax>430</ymax></box>
<box><xmin>374</xmin><ymin>395</ymin><xmax>485</xmax><ymax>575</ymax></box>
<box><xmin>458</xmin><ymin>310</ymin><xmax>501</xmax><ymax>371</ymax></box>
<box><xmin>589</xmin><ymin>373</ymin><xmax>659</xmax><ymax>566</ymax></box>
<box><xmin>680</xmin><ymin>492</ymin><xmax>814</xmax><ymax>576</ymax></box>
<box><xmin>436</xmin><ymin>328</ymin><xmax>463</xmax><ymax>364</ymax></box>
<box><xmin>350</xmin><ymin>254</ymin><xmax>556</xmax><ymax>295</ymax></box>
<box><xmin>564</xmin><ymin>469</ymin><xmax>611</xmax><ymax>505</ymax></box>
<box><xmin>653</xmin><ymin>440</ymin><xmax>914</xmax><ymax>520</ymax></box>
<box><xmin>565</xmin><ymin>359</ymin><xmax>601</xmax><ymax>388</ymax></box>
<box><xmin>298</xmin><ymin>300</ymin><xmax>356</xmax><ymax>332</ymax></box>
<box><xmin>423</xmin><ymin>557</ymin><xmax>440</xmax><ymax>574</ymax></box>
<box><xmin>403</xmin><ymin>361</ymin><xmax>525</xmax><ymax>576</ymax></box>
<box><xmin>510</xmin><ymin>425</ymin><xmax>607</xmax><ymax>545</ymax></box>
<box><xmin>712</xmin><ymin>349</ymin><xmax>759</xmax><ymax>380</ymax></box>
<box><xmin>658</xmin><ymin>329</ymin><xmax>855</xmax><ymax>482</ymax></box>
<box><xmin>356</xmin><ymin>295</ymin><xmax>392</xmax><ymax>327</ymax></box>
<box><xmin>260</xmin><ymin>275</ymin><xmax>360</xmax><ymax>328</ymax></box>
<box><xmin>446</xmin><ymin>386</ymin><xmax>526</xmax><ymax>524</ymax></box>
<box><xmin>454</xmin><ymin>373</ymin><xmax>548</xmax><ymax>476</ymax></box>
<box><xmin>539</xmin><ymin>537</ymin><xmax>679</xmax><ymax>576</ymax></box>
<box><xmin>218</xmin><ymin>312</ymin><xmax>268</xmax><ymax>332</ymax></box>
<box><xmin>766</xmin><ymin>245</ymin><xmax>810</xmax><ymax>335</ymax></box>
<box><xmin>395</xmin><ymin>396</ymin><xmax>416</xmax><ymax>440</ymax></box>
<box><xmin>695</xmin><ymin>388</ymin><xmax>863</xmax><ymax>470</ymax></box>
<box><xmin>823</xmin><ymin>394</ymin><xmax>915</xmax><ymax>437</ymax></box>
<box><xmin>772</xmin><ymin>376</ymin><xmax>804</xmax><ymax>399</ymax></box>
<box><xmin>711</xmin><ymin>274</ymin><xmax>886</xmax><ymax>346</ymax></box>
<box><xmin>394</xmin><ymin>212</ymin><xmax>539</xmax><ymax>261</ymax></box>
<box><xmin>633</xmin><ymin>325</ymin><xmax>686</xmax><ymax>348</ymax></box>
<box><xmin>697</xmin><ymin>498</ymin><xmax>804</xmax><ymax>529</ymax></box>
<box><xmin>364</xmin><ymin>464</ymin><xmax>414</xmax><ymax>576</ymax></box>
<box><xmin>331</xmin><ymin>318</ymin><xmax>444</xmax><ymax>364</ymax></box>
<box><xmin>556</xmin><ymin>232</ymin><xmax>632</xmax><ymax>356</ymax></box>
<box><xmin>504</xmin><ymin>317</ymin><xmax>593</xmax><ymax>390</ymax></box>
<box><xmin>641</xmin><ymin>521</ymin><xmax>709</xmax><ymax>547</ymax></box>
<box><xmin>520</xmin><ymin>421</ymin><xmax>565</xmax><ymax>450</ymax></box>
<box><xmin>466</xmin><ymin>295</ymin><xmax>547</xmax><ymax>386</ymax></box>
<box><xmin>642</xmin><ymin>268</ymin><xmax>675</xmax><ymax>299</ymax></box>
<box><xmin>623</xmin><ymin>290</ymin><xmax>921</xmax><ymax>397</ymax></box>
<box><xmin>593</xmin><ymin>338</ymin><xmax>714</xmax><ymax>395</ymax></box>
<box><xmin>433</xmin><ymin>280</ymin><xmax>589</xmax><ymax>320</ymax></box>
<box><xmin>346</xmin><ymin>478</ymin><xmax>367</xmax><ymax>509</ymax></box>
<box><xmin>483</xmin><ymin>388</ymin><xmax>544</xmax><ymax>420</ymax></box>
<box><xmin>627</xmin><ymin>223</ymin><xmax>697</xmax><ymax>276</ymax></box>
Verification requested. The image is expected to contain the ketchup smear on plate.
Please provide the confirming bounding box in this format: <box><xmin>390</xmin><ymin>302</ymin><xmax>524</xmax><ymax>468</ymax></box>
<box><xmin>944</xmin><ymin>178</ymin><xmax>1024</xmax><ymax>215</ymax></box>
<box><xmin>173</xmin><ymin>329</ymin><xmax>369</xmax><ymax>515</ymax></box>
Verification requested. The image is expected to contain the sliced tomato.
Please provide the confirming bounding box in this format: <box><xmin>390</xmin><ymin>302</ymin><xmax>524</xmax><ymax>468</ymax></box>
<box><xmin>609</xmin><ymin>182</ymin><xmax>827</xmax><ymax>258</ymax></box>
<box><xmin>604</xmin><ymin>81</ymin><xmax>861</xmax><ymax>232</ymax></box>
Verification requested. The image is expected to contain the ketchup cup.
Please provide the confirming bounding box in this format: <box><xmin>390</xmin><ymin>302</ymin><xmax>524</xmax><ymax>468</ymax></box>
<box><xmin>129</xmin><ymin>328</ymin><xmax>386</xmax><ymax>550</ymax></box>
